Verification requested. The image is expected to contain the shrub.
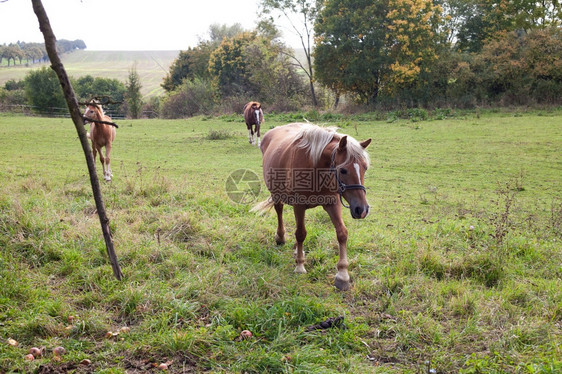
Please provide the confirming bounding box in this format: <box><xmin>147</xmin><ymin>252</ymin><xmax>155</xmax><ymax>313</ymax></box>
<box><xmin>160</xmin><ymin>78</ymin><xmax>217</xmax><ymax>119</ymax></box>
<box><xmin>206</xmin><ymin>129</ymin><xmax>234</xmax><ymax>140</ymax></box>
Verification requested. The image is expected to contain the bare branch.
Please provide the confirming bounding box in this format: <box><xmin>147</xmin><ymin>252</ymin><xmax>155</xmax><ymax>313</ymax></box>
<box><xmin>82</xmin><ymin>117</ymin><xmax>119</xmax><ymax>128</ymax></box>
<box><xmin>31</xmin><ymin>0</ymin><xmax>123</xmax><ymax>281</ymax></box>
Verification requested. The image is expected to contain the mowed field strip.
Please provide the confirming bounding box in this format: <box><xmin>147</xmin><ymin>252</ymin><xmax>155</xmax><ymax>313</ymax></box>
<box><xmin>0</xmin><ymin>50</ymin><xmax>178</xmax><ymax>97</ymax></box>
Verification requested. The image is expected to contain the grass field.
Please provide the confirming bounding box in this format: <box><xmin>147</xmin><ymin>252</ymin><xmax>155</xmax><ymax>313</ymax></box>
<box><xmin>0</xmin><ymin>110</ymin><xmax>561</xmax><ymax>373</ymax></box>
<box><xmin>0</xmin><ymin>50</ymin><xmax>179</xmax><ymax>98</ymax></box>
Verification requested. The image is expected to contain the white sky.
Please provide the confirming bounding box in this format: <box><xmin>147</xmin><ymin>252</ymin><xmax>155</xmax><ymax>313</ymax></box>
<box><xmin>0</xmin><ymin>0</ymin><xmax>302</xmax><ymax>50</ymax></box>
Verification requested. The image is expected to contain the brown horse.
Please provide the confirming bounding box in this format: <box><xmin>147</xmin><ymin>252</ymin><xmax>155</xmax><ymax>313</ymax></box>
<box><xmin>243</xmin><ymin>101</ymin><xmax>264</xmax><ymax>146</ymax></box>
<box><xmin>253</xmin><ymin>123</ymin><xmax>371</xmax><ymax>290</ymax></box>
<box><xmin>83</xmin><ymin>103</ymin><xmax>116</xmax><ymax>181</ymax></box>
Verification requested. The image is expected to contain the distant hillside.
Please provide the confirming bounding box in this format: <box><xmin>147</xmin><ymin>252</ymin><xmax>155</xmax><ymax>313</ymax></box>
<box><xmin>0</xmin><ymin>50</ymin><xmax>179</xmax><ymax>98</ymax></box>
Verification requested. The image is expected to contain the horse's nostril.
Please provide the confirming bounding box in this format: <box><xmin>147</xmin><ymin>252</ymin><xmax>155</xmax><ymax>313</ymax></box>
<box><xmin>354</xmin><ymin>206</ymin><xmax>363</xmax><ymax>216</ymax></box>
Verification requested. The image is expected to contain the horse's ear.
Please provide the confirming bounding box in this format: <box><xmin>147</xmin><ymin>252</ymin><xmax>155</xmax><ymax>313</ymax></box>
<box><xmin>360</xmin><ymin>139</ymin><xmax>372</xmax><ymax>149</ymax></box>
<box><xmin>338</xmin><ymin>136</ymin><xmax>348</xmax><ymax>151</ymax></box>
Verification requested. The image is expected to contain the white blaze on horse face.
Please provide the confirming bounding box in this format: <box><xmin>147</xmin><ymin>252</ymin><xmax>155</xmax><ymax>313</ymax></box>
<box><xmin>84</xmin><ymin>107</ymin><xmax>93</xmax><ymax>118</ymax></box>
<box><xmin>254</xmin><ymin>109</ymin><xmax>260</xmax><ymax>124</ymax></box>
<box><xmin>84</xmin><ymin>106</ymin><xmax>98</xmax><ymax>120</ymax></box>
<box><xmin>353</xmin><ymin>163</ymin><xmax>361</xmax><ymax>184</ymax></box>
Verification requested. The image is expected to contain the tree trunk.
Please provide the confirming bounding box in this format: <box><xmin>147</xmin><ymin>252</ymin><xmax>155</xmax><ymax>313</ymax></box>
<box><xmin>31</xmin><ymin>0</ymin><xmax>123</xmax><ymax>280</ymax></box>
<box><xmin>306</xmin><ymin>52</ymin><xmax>318</xmax><ymax>107</ymax></box>
<box><xmin>334</xmin><ymin>93</ymin><xmax>340</xmax><ymax>109</ymax></box>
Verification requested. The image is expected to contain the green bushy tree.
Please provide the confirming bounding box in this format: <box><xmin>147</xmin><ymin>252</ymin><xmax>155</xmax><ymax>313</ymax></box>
<box><xmin>74</xmin><ymin>75</ymin><xmax>126</xmax><ymax>114</ymax></box>
<box><xmin>208</xmin><ymin>31</ymin><xmax>257</xmax><ymax>97</ymax></box>
<box><xmin>162</xmin><ymin>45</ymin><xmax>213</xmax><ymax>92</ymax></box>
<box><xmin>24</xmin><ymin>67</ymin><xmax>65</xmax><ymax>111</ymax></box>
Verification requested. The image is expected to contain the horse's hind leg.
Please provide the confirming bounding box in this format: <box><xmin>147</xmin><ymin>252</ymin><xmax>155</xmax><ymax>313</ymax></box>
<box><xmin>274</xmin><ymin>202</ymin><xmax>285</xmax><ymax>245</ymax></box>
<box><xmin>293</xmin><ymin>205</ymin><xmax>307</xmax><ymax>274</ymax></box>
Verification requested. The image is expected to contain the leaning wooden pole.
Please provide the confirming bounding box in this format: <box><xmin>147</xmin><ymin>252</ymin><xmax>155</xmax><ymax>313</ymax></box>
<box><xmin>31</xmin><ymin>0</ymin><xmax>123</xmax><ymax>280</ymax></box>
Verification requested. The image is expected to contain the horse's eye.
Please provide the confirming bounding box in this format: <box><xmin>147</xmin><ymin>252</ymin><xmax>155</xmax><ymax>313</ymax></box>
<box><xmin>340</xmin><ymin>169</ymin><xmax>347</xmax><ymax>175</ymax></box>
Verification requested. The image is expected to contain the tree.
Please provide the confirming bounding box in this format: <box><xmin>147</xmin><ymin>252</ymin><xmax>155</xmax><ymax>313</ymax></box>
<box><xmin>32</xmin><ymin>0</ymin><xmax>122</xmax><ymax>280</ymax></box>
<box><xmin>206</xmin><ymin>23</ymin><xmax>246</xmax><ymax>44</ymax></box>
<box><xmin>243</xmin><ymin>35</ymin><xmax>308</xmax><ymax>108</ymax></box>
<box><xmin>74</xmin><ymin>75</ymin><xmax>126</xmax><ymax>114</ymax></box>
<box><xmin>162</xmin><ymin>45</ymin><xmax>213</xmax><ymax>91</ymax></box>
<box><xmin>208</xmin><ymin>31</ymin><xmax>257</xmax><ymax>97</ymax></box>
<box><xmin>23</xmin><ymin>45</ymin><xmax>43</xmax><ymax>63</ymax></box>
<box><xmin>24</xmin><ymin>67</ymin><xmax>66</xmax><ymax>111</ymax></box>
<box><xmin>261</xmin><ymin>0</ymin><xmax>319</xmax><ymax>106</ymax></box>
<box><xmin>126</xmin><ymin>64</ymin><xmax>143</xmax><ymax>119</ymax></box>
<box><xmin>314</xmin><ymin>0</ymin><xmax>390</xmax><ymax>104</ymax></box>
<box><xmin>469</xmin><ymin>28</ymin><xmax>562</xmax><ymax>104</ymax></box>
<box><xmin>384</xmin><ymin>0</ymin><xmax>442</xmax><ymax>95</ymax></box>
<box><xmin>441</xmin><ymin>0</ymin><xmax>562</xmax><ymax>53</ymax></box>
<box><xmin>162</xmin><ymin>24</ymin><xmax>243</xmax><ymax>92</ymax></box>
<box><xmin>314</xmin><ymin>0</ymin><xmax>443</xmax><ymax>105</ymax></box>
<box><xmin>2</xmin><ymin>44</ymin><xmax>24</xmax><ymax>66</ymax></box>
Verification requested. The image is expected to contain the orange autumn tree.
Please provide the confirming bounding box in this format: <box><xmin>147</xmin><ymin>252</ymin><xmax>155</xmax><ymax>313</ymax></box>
<box><xmin>384</xmin><ymin>0</ymin><xmax>442</xmax><ymax>95</ymax></box>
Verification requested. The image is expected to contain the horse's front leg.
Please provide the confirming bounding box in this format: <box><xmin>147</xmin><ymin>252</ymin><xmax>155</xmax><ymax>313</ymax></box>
<box><xmin>274</xmin><ymin>202</ymin><xmax>285</xmax><ymax>244</ymax></box>
<box><xmin>97</xmin><ymin>149</ymin><xmax>107</xmax><ymax>181</ymax></box>
<box><xmin>323</xmin><ymin>203</ymin><xmax>350</xmax><ymax>290</ymax></box>
<box><xmin>92</xmin><ymin>144</ymin><xmax>102</xmax><ymax>175</ymax></box>
<box><xmin>104</xmin><ymin>145</ymin><xmax>112</xmax><ymax>181</ymax></box>
<box><xmin>92</xmin><ymin>145</ymin><xmax>98</xmax><ymax>166</ymax></box>
<box><xmin>256</xmin><ymin>124</ymin><xmax>261</xmax><ymax>147</ymax></box>
<box><xmin>293</xmin><ymin>205</ymin><xmax>307</xmax><ymax>274</ymax></box>
<box><xmin>248</xmin><ymin>126</ymin><xmax>254</xmax><ymax>145</ymax></box>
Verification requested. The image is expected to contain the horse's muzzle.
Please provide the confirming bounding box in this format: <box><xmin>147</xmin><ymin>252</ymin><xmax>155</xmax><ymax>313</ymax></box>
<box><xmin>350</xmin><ymin>204</ymin><xmax>369</xmax><ymax>219</ymax></box>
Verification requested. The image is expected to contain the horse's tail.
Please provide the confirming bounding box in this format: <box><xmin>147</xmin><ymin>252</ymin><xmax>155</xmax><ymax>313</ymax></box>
<box><xmin>250</xmin><ymin>196</ymin><xmax>274</xmax><ymax>215</ymax></box>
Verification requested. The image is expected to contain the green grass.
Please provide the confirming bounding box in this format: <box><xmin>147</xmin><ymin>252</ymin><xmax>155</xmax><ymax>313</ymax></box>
<box><xmin>0</xmin><ymin>50</ymin><xmax>178</xmax><ymax>98</ymax></box>
<box><xmin>0</xmin><ymin>110</ymin><xmax>561</xmax><ymax>373</ymax></box>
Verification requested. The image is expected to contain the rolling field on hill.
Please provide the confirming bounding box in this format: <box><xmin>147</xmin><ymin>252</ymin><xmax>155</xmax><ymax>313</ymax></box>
<box><xmin>0</xmin><ymin>110</ymin><xmax>561</xmax><ymax>372</ymax></box>
<box><xmin>0</xmin><ymin>50</ymin><xmax>179</xmax><ymax>98</ymax></box>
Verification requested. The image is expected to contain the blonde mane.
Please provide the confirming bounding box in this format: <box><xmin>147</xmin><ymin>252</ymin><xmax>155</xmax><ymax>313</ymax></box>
<box><xmin>292</xmin><ymin>123</ymin><xmax>370</xmax><ymax>167</ymax></box>
<box><xmin>90</xmin><ymin>104</ymin><xmax>105</xmax><ymax>119</ymax></box>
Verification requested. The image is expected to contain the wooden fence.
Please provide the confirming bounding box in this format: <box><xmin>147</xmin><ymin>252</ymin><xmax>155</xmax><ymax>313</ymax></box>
<box><xmin>0</xmin><ymin>104</ymin><xmax>126</xmax><ymax>119</ymax></box>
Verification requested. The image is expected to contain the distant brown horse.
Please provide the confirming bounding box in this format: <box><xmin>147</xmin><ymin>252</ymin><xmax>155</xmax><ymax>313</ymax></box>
<box><xmin>243</xmin><ymin>101</ymin><xmax>264</xmax><ymax>146</ymax></box>
<box><xmin>253</xmin><ymin>123</ymin><xmax>371</xmax><ymax>290</ymax></box>
<box><xmin>83</xmin><ymin>103</ymin><xmax>116</xmax><ymax>181</ymax></box>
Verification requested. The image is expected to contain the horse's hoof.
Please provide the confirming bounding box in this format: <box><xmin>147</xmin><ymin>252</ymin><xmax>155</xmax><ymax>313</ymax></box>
<box><xmin>275</xmin><ymin>234</ymin><xmax>285</xmax><ymax>245</ymax></box>
<box><xmin>294</xmin><ymin>265</ymin><xmax>307</xmax><ymax>274</ymax></box>
<box><xmin>334</xmin><ymin>275</ymin><xmax>351</xmax><ymax>291</ymax></box>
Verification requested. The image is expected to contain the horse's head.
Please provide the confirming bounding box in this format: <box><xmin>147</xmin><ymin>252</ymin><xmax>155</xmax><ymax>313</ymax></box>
<box><xmin>332</xmin><ymin>136</ymin><xmax>372</xmax><ymax>219</ymax></box>
<box><xmin>252</xmin><ymin>102</ymin><xmax>262</xmax><ymax>124</ymax></box>
<box><xmin>83</xmin><ymin>103</ymin><xmax>102</xmax><ymax>121</ymax></box>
